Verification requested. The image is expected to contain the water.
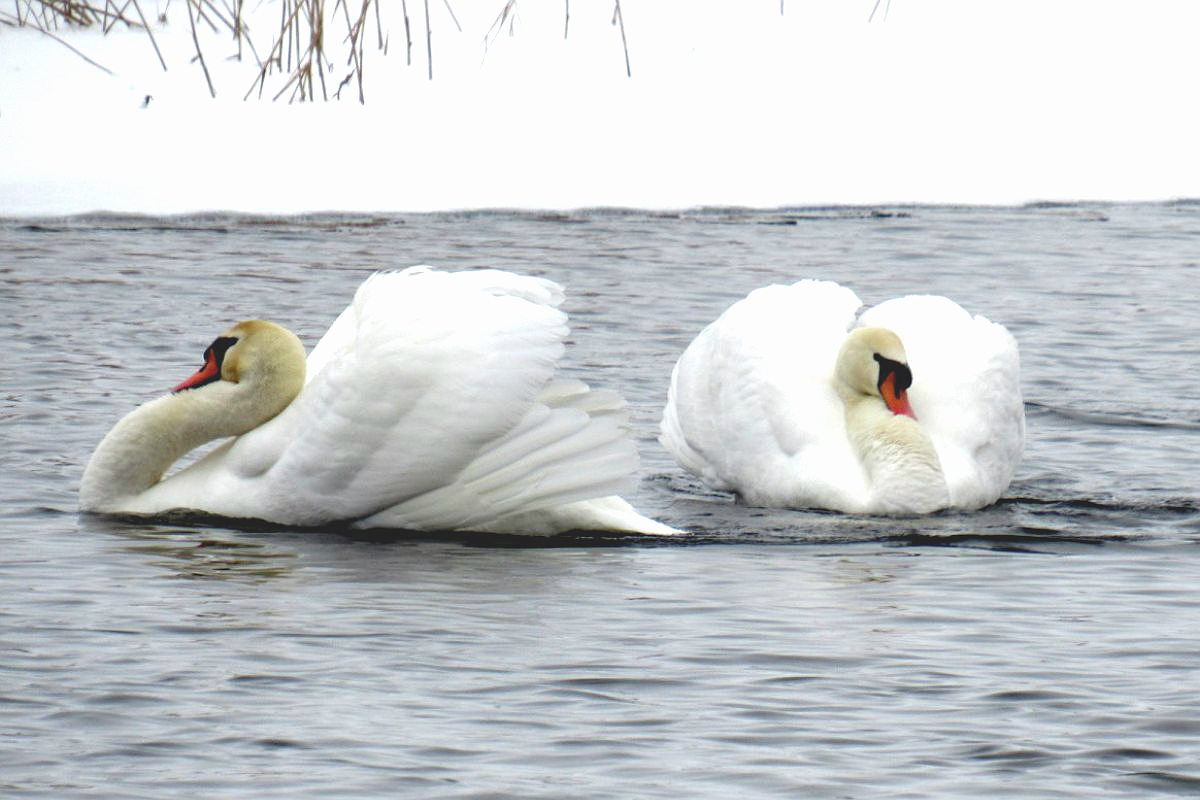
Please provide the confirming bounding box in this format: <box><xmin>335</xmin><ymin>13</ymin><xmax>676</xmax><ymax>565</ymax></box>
<box><xmin>2</xmin><ymin>204</ymin><xmax>1199</xmax><ymax>798</ymax></box>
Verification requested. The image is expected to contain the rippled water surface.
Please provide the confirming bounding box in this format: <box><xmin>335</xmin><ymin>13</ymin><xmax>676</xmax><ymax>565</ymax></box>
<box><xmin>3</xmin><ymin>204</ymin><xmax>1200</xmax><ymax>798</ymax></box>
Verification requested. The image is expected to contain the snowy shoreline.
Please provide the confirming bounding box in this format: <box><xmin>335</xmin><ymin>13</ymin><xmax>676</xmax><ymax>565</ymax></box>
<box><xmin>3</xmin><ymin>0</ymin><xmax>1199</xmax><ymax>216</ymax></box>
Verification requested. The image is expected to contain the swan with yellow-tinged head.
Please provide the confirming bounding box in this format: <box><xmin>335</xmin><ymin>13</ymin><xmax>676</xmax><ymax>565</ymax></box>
<box><xmin>80</xmin><ymin>320</ymin><xmax>306</xmax><ymax>514</ymax></box>
<box><xmin>81</xmin><ymin>267</ymin><xmax>678</xmax><ymax>536</ymax></box>
<box><xmin>831</xmin><ymin>326</ymin><xmax>950</xmax><ymax>514</ymax></box>
<box><xmin>660</xmin><ymin>279</ymin><xmax>1022</xmax><ymax>514</ymax></box>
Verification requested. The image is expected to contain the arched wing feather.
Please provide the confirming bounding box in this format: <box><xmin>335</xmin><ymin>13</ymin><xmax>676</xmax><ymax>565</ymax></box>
<box><xmin>169</xmin><ymin>268</ymin><xmax>570</xmax><ymax>525</ymax></box>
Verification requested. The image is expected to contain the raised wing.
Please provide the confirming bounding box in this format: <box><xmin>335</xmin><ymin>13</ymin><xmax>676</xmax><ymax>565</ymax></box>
<box><xmin>164</xmin><ymin>267</ymin><xmax>570</xmax><ymax>525</ymax></box>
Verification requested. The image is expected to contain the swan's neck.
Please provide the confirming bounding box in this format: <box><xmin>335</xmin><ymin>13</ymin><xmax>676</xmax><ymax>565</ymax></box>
<box><xmin>80</xmin><ymin>384</ymin><xmax>256</xmax><ymax>512</ymax></box>
<box><xmin>842</xmin><ymin>396</ymin><xmax>949</xmax><ymax>514</ymax></box>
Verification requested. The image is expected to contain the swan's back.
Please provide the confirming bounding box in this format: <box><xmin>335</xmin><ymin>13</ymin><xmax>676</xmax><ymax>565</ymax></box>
<box><xmin>141</xmin><ymin>267</ymin><xmax>661</xmax><ymax>531</ymax></box>
<box><xmin>661</xmin><ymin>279</ymin><xmax>1023</xmax><ymax>513</ymax></box>
<box><xmin>661</xmin><ymin>280</ymin><xmax>870</xmax><ymax>509</ymax></box>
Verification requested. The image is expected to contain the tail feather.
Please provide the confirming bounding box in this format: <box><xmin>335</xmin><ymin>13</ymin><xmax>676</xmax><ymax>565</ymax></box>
<box><xmin>356</xmin><ymin>379</ymin><xmax>647</xmax><ymax>532</ymax></box>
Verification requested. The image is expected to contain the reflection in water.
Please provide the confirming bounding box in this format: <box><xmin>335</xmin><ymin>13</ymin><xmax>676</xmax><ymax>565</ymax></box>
<box><xmin>826</xmin><ymin>556</ymin><xmax>907</xmax><ymax>586</ymax></box>
<box><xmin>98</xmin><ymin>518</ymin><xmax>300</xmax><ymax>583</ymax></box>
<box><xmin>87</xmin><ymin>512</ymin><xmax>653</xmax><ymax>595</ymax></box>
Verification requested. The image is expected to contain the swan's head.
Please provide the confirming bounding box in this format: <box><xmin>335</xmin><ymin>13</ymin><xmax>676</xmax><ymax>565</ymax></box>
<box><xmin>172</xmin><ymin>320</ymin><xmax>306</xmax><ymax>423</ymax></box>
<box><xmin>835</xmin><ymin>326</ymin><xmax>916</xmax><ymax>419</ymax></box>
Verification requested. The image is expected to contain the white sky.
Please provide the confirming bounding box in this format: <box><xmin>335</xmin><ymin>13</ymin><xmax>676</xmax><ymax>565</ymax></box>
<box><xmin>1</xmin><ymin>0</ymin><xmax>1198</xmax><ymax>214</ymax></box>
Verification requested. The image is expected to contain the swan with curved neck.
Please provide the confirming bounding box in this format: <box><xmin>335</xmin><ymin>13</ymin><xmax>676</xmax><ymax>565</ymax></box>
<box><xmin>80</xmin><ymin>321</ymin><xmax>306</xmax><ymax>513</ymax></box>
<box><xmin>660</xmin><ymin>279</ymin><xmax>1023</xmax><ymax>514</ymax></box>
<box><xmin>80</xmin><ymin>267</ymin><xmax>679</xmax><ymax>535</ymax></box>
<box><xmin>832</xmin><ymin>327</ymin><xmax>950</xmax><ymax>514</ymax></box>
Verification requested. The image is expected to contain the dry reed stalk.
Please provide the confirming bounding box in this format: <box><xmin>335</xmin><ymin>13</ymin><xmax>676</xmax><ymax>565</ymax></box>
<box><xmin>422</xmin><ymin>0</ymin><xmax>431</xmax><ymax>79</ymax></box>
<box><xmin>484</xmin><ymin>0</ymin><xmax>516</xmax><ymax>51</ymax></box>
<box><xmin>310</xmin><ymin>0</ymin><xmax>327</xmax><ymax>101</ymax></box>
<box><xmin>611</xmin><ymin>0</ymin><xmax>629</xmax><ymax>77</ymax></box>
<box><xmin>15</xmin><ymin>0</ymin><xmax>639</xmax><ymax>102</ymax></box>
<box><xmin>483</xmin><ymin>0</ymin><xmax>630</xmax><ymax>76</ymax></box>
<box><xmin>232</xmin><ymin>0</ymin><xmax>243</xmax><ymax>58</ymax></box>
<box><xmin>12</xmin><ymin>21</ymin><xmax>115</xmax><ymax>72</ymax></box>
<box><xmin>273</xmin><ymin>0</ymin><xmax>325</xmax><ymax>101</ymax></box>
<box><xmin>190</xmin><ymin>0</ymin><xmax>222</xmax><ymax>35</ymax></box>
<box><xmin>6</xmin><ymin>0</ymin><xmax>31</xmax><ymax>26</ymax></box>
<box><xmin>186</xmin><ymin>0</ymin><xmax>216</xmax><ymax>96</ymax></box>
<box><xmin>400</xmin><ymin>0</ymin><xmax>411</xmax><ymax>66</ymax></box>
<box><xmin>333</xmin><ymin>0</ymin><xmax>365</xmax><ymax>101</ymax></box>
<box><xmin>102</xmin><ymin>0</ymin><xmax>146</xmax><ymax>34</ymax></box>
<box><xmin>285</xmin><ymin>0</ymin><xmax>297</xmax><ymax>73</ymax></box>
<box><xmin>35</xmin><ymin>0</ymin><xmax>54</xmax><ymax>28</ymax></box>
<box><xmin>247</xmin><ymin>0</ymin><xmax>307</xmax><ymax>99</ymax></box>
<box><xmin>373</xmin><ymin>0</ymin><xmax>382</xmax><ymax>49</ymax></box>
<box><xmin>101</xmin><ymin>0</ymin><xmax>119</xmax><ymax>34</ymax></box>
<box><xmin>129</xmin><ymin>0</ymin><xmax>167</xmax><ymax>70</ymax></box>
<box><xmin>41</xmin><ymin>0</ymin><xmax>90</xmax><ymax>25</ymax></box>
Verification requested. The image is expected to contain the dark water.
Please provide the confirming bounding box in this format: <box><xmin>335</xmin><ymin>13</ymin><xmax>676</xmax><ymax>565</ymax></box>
<box><xmin>2</xmin><ymin>204</ymin><xmax>1199</xmax><ymax>798</ymax></box>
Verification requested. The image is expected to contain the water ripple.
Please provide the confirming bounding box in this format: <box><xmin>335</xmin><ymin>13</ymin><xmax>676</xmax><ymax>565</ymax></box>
<box><xmin>3</xmin><ymin>205</ymin><xmax>1200</xmax><ymax>799</ymax></box>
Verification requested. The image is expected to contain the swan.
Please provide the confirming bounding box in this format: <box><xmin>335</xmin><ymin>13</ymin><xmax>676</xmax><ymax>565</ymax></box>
<box><xmin>81</xmin><ymin>267</ymin><xmax>677</xmax><ymax>535</ymax></box>
<box><xmin>659</xmin><ymin>279</ymin><xmax>1023</xmax><ymax>514</ymax></box>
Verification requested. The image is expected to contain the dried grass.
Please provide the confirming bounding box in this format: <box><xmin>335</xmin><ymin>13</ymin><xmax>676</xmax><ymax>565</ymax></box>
<box><xmin>5</xmin><ymin>0</ymin><xmax>637</xmax><ymax>102</ymax></box>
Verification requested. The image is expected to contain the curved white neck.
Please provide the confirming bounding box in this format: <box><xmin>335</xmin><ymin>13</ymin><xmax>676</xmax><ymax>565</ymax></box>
<box><xmin>842</xmin><ymin>395</ymin><xmax>949</xmax><ymax>514</ymax></box>
<box><xmin>80</xmin><ymin>383</ymin><xmax>257</xmax><ymax>512</ymax></box>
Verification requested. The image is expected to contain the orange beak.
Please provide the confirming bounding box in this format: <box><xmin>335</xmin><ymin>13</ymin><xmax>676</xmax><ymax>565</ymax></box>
<box><xmin>172</xmin><ymin>349</ymin><xmax>221</xmax><ymax>393</ymax></box>
<box><xmin>880</xmin><ymin>371</ymin><xmax>917</xmax><ymax>419</ymax></box>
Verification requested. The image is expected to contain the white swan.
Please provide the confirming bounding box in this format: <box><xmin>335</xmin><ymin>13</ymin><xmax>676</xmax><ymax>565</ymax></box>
<box><xmin>81</xmin><ymin>267</ymin><xmax>677</xmax><ymax>535</ymax></box>
<box><xmin>660</xmin><ymin>280</ymin><xmax>1024</xmax><ymax>514</ymax></box>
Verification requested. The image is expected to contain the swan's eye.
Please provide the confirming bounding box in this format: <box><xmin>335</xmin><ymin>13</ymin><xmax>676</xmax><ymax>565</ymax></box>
<box><xmin>208</xmin><ymin>336</ymin><xmax>238</xmax><ymax>365</ymax></box>
<box><xmin>172</xmin><ymin>336</ymin><xmax>240</xmax><ymax>393</ymax></box>
<box><xmin>873</xmin><ymin>353</ymin><xmax>912</xmax><ymax>393</ymax></box>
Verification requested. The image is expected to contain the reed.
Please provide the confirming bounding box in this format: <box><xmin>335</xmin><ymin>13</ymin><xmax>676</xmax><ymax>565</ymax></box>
<box><xmin>6</xmin><ymin>0</ymin><xmax>637</xmax><ymax>102</ymax></box>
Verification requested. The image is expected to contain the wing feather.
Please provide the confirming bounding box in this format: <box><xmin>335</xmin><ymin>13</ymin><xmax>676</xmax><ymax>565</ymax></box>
<box><xmin>661</xmin><ymin>280</ymin><xmax>869</xmax><ymax>508</ymax></box>
<box><xmin>859</xmin><ymin>295</ymin><xmax>1023</xmax><ymax>507</ymax></box>
<box><xmin>357</xmin><ymin>379</ymin><xmax>641</xmax><ymax>531</ymax></box>
<box><xmin>172</xmin><ymin>268</ymin><xmax>569</xmax><ymax>524</ymax></box>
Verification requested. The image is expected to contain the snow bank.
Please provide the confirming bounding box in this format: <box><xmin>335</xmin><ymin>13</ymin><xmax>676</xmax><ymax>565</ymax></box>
<box><xmin>2</xmin><ymin>0</ymin><xmax>1198</xmax><ymax>215</ymax></box>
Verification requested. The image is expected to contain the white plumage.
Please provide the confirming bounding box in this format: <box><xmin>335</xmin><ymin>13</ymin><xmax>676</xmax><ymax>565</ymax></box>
<box><xmin>81</xmin><ymin>267</ymin><xmax>676</xmax><ymax>535</ymax></box>
<box><xmin>660</xmin><ymin>279</ymin><xmax>1024</xmax><ymax>514</ymax></box>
